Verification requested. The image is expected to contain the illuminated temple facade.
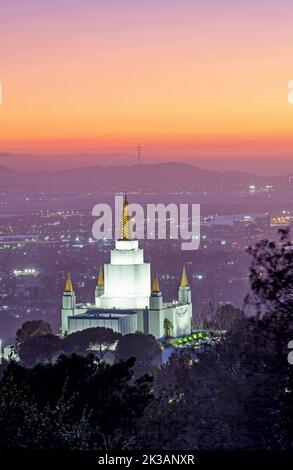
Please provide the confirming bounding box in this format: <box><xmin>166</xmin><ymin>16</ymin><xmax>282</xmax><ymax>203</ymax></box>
<box><xmin>61</xmin><ymin>196</ymin><xmax>192</xmax><ymax>339</ymax></box>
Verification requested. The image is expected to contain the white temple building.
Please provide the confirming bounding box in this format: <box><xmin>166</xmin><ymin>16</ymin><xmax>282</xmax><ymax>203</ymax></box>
<box><xmin>61</xmin><ymin>196</ymin><xmax>192</xmax><ymax>339</ymax></box>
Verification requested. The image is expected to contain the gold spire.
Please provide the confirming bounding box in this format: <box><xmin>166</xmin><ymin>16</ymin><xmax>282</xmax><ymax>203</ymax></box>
<box><xmin>64</xmin><ymin>273</ymin><xmax>73</xmax><ymax>292</ymax></box>
<box><xmin>152</xmin><ymin>272</ymin><xmax>160</xmax><ymax>293</ymax></box>
<box><xmin>97</xmin><ymin>266</ymin><xmax>104</xmax><ymax>287</ymax></box>
<box><xmin>180</xmin><ymin>266</ymin><xmax>189</xmax><ymax>287</ymax></box>
<box><xmin>120</xmin><ymin>193</ymin><xmax>133</xmax><ymax>240</ymax></box>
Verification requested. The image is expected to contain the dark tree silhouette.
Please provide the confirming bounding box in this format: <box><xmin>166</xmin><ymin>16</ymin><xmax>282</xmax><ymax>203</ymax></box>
<box><xmin>0</xmin><ymin>361</ymin><xmax>90</xmax><ymax>450</ymax></box>
<box><xmin>16</xmin><ymin>320</ymin><xmax>53</xmax><ymax>344</ymax></box>
<box><xmin>116</xmin><ymin>332</ymin><xmax>161</xmax><ymax>378</ymax></box>
<box><xmin>18</xmin><ymin>335</ymin><xmax>63</xmax><ymax>366</ymax></box>
<box><xmin>64</xmin><ymin>327</ymin><xmax>121</xmax><ymax>359</ymax></box>
<box><xmin>0</xmin><ymin>354</ymin><xmax>153</xmax><ymax>450</ymax></box>
<box><xmin>147</xmin><ymin>230</ymin><xmax>293</xmax><ymax>450</ymax></box>
<box><xmin>246</xmin><ymin>228</ymin><xmax>293</xmax><ymax>317</ymax></box>
<box><xmin>215</xmin><ymin>303</ymin><xmax>243</xmax><ymax>331</ymax></box>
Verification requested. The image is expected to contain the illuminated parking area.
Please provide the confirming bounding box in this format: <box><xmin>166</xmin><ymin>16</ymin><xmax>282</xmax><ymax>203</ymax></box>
<box><xmin>171</xmin><ymin>330</ymin><xmax>223</xmax><ymax>349</ymax></box>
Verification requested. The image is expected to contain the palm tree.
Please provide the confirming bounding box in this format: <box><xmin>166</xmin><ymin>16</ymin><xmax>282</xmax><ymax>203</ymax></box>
<box><xmin>163</xmin><ymin>318</ymin><xmax>173</xmax><ymax>338</ymax></box>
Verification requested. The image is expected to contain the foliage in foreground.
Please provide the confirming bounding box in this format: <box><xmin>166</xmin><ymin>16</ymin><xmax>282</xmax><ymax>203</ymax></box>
<box><xmin>0</xmin><ymin>354</ymin><xmax>153</xmax><ymax>450</ymax></box>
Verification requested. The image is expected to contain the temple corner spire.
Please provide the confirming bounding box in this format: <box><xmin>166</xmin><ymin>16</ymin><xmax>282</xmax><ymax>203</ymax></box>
<box><xmin>180</xmin><ymin>266</ymin><xmax>189</xmax><ymax>287</ymax></box>
<box><xmin>152</xmin><ymin>272</ymin><xmax>160</xmax><ymax>294</ymax></box>
<box><xmin>64</xmin><ymin>273</ymin><xmax>73</xmax><ymax>292</ymax></box>
<box><xmin>97</xmin><ymin>266</ymin><xmax>104</xmax><ymax>286</ymax></box>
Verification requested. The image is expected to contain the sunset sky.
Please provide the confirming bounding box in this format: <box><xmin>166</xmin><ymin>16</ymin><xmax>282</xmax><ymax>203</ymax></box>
<box><xmin>0</xmin><ymin>0</ymin><xmax>293</xmax><ymax>169</ymax></box>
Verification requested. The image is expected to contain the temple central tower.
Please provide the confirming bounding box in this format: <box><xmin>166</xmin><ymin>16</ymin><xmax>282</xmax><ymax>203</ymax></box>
<box><xmin>95</xmin><ymin>195</ymin><xmax>151</xmax><ymax>309</ymax></box>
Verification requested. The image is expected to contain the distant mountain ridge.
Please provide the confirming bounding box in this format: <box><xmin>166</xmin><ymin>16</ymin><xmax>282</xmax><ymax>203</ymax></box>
<box><xmin>0</xmin><ymin>161</ymin><xmax>290</xmax><ymax>193</ymax></box>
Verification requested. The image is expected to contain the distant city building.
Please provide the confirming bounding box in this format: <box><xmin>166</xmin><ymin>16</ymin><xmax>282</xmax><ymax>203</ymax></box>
<box><xmin>2</xmin><ymin>345</ymin><xmax>18</xmax><ymax>361</ymax></box>
<box><xmin>271</xmin><ymin>215</ymin><xmax>293</xmax><ymax>227</ymax></box>
<box><xmin>61</xmin><ymin>195</ymin><xmax>192</xmax><ymax>339</ymax></box>
<box><xmin>13</xmin><ymin>268</ymin><xmax>39</xmax><ymax>277</ymax></box>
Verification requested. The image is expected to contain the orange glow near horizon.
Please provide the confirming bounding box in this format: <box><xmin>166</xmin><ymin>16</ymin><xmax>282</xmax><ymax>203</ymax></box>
<box><xmin>0</xmin><ymin>1</ymin><xmax>293</xmax><ymax>163</ymax></box>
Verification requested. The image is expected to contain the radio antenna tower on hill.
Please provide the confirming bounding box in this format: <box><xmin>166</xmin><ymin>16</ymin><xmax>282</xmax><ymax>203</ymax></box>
<box><xmin>136</xmin><ymin>143</ymin><xmax>142</xmax><ymax>164</ymax></box>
